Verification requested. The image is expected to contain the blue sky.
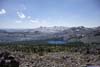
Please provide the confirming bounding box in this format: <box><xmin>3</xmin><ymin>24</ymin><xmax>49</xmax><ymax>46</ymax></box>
<box><xmin>0</xmin><ymin>0</ymin><xmax>100</xmax><ymax>28</ymax></box>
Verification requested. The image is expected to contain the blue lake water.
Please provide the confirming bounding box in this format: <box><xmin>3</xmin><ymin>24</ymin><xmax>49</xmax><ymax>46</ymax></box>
<box><xmin>48</xmin><ymin>40</ymin><xmax>66</xmax><ymax>44</ymax></box>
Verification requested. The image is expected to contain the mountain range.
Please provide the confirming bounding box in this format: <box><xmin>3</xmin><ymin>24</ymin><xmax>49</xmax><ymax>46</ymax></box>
<box><xmin>0</xmin><ymin>26</ymin><xmax>100</xmax><ymax>43</ymax></box>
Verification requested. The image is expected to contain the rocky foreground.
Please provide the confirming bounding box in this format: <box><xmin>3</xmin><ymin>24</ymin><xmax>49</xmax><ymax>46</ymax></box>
<box><xmin>0</xmin><ymin>51</ymin><xmax>100</xmax><ymax>67</ymax></box>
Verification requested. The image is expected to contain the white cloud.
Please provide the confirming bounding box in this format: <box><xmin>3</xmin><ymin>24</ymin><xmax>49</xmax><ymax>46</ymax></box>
<box><xmin>17</xmin><ymin>11</ymin><xmax>26</xmax><ymax>19</ymax></box>
<box><xmin>27</xmin><ymin>16</ymin><xmax>31</xmax><ymax>19</ymax></box>
<box><xmin>30</xmin><ymin>19</ymin><xmax>39</xmax><ymax>23</ymax></box>
<box><xmin>16</xmin><ymin>20</ymin><xmax>22</xmax><ymax>23</ymax></box>
<box><xmin>29</xmin><ymin>19</ymin><xmax>52</xmax><ymax>27</ymax></box>
<box><xmin>0</xmin><ymin>9</ymin><xmax>6</xmax><ymax>15</ymax></box>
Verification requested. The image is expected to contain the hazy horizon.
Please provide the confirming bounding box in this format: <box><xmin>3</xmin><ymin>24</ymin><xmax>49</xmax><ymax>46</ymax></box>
<box><xmin>0</xmin><ymin>0</ymin><xmax>100</xmax><ymax>29</ymax></box>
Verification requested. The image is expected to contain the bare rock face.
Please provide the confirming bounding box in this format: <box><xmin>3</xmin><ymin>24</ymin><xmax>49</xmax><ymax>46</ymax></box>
<box><xmin>0</xmin><ymin>51</ymin><xmax>100</xmax><ymax>67</ymax></box>
<box><xmin>0</xmin><ymin>51</ymin><xmax>19</xmax><ymax>67</ymax></box>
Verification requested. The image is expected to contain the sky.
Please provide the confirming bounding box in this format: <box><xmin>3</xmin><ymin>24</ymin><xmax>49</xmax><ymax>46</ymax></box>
<box><xmin>0</xmin><ymin>0</ymin><xmax>100</xmax><ymax>29</ymax></box>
